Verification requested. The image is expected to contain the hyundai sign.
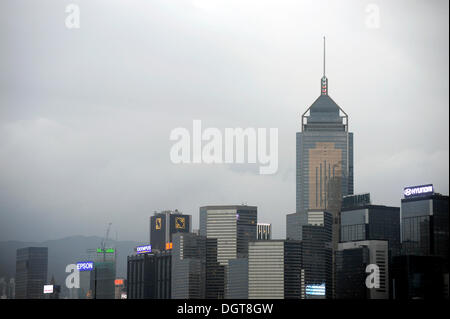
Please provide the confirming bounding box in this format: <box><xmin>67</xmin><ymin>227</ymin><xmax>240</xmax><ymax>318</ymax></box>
<box><xmin>136</xmin><ymin>245</ymin><xmax>152</xmax><ymax>254</ymax></box>
<box><xmin>403</xmin><ymin>184</ymin><xmax>434</xmax><ymax>198</ymax></box>
<box><xmin>77</xmin><ymin>261</ymin><xmax>94</xmax><ymax>271</ymax></box>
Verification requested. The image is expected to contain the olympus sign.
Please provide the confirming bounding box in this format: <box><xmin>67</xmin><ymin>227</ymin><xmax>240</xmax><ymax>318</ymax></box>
<box><xmin>136</xmin><ymin>245</ymin><xmax>152</xmax><ymax>254</ymax></box>
<box><xmin>403</xmin><ymin>184</ymin><xmax>433</xmax><ymax>198</ymax></box>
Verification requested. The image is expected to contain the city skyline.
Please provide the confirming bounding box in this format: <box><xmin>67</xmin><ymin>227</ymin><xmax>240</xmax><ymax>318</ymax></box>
<box><xmin>0</xmin><ymin>0</ymin><xmax>448</xmax><ymax>244</ymax></box>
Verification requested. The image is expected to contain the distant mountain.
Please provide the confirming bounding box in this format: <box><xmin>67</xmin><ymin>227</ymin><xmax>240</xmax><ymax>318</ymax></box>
<box><xmin>0</xmin><ymin>235</ymin><xmax>143</xmax><ymax>292</ymax></box>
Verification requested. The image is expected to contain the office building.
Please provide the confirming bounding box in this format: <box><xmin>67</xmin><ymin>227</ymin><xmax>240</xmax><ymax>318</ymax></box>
<box><xmin>199</xmin><ymin>205</ymin><xmax>257</xmax><ymax>266</ymax></box>
<box><xmin>171</xmin><ymin>232</ymin><xmax>207</xmax><ymax>299</ymax></box>
<box><xmin>127</xmin><ymin>250</ymin><xmax>171</xmax><ymax>299</ymax></box>
<box><xmin>257</xmin><ymin>223</ymin><xmax>272</xmax><ymax>240</ymax></box>
<box><xmin>286</xmin><ymin>211</ymin><xmax>333</xmax><ymax>298</ymax></box>
<box><xmin>226</xmin><ymin>259</ymin><xmax>248</xmax><ymax>299</ymax></box>
<box><xmin>170</xmin><ymin>232</ymin><xmax>224</xmax><ymax>299</ymax></box>
<box><xmin>340</xmin><ymin>193</ymin><xmax>401</xmax><ymax>257</ymax></box>
<box><xmin>248</xmin><ymin>240</ymin><xmax>303</xmax><ymax>299</ymax></box>
<box><xmin>205</xmin><ymin>238</ymin><xmax>225</xmax><ymax>299</ymax></box>
<box><xmin>296</xmin><ymin>40</ymin><xmax>353</xmax><ymax>257</ymax></box>
<box><xmin>150</xmin><ymin>210</ymin><xmax>192</xmax><ymax>252</ymax></box>
<box><xmin>296</xmin><ymin>40</ymin><xmax>353</xmax><ymax>297</ymax></box>
<box><xmin>301</xmin><ymin>211</ymin><xmax>333</xmax><ymax>299</ymax></box>
<box><xmin>335</xmin><ymin>240</ymin><xmax>389</xmax><ymax>299</ymax></box>
<box><xmin>394</xmin><ymin>184</ymin><xmax>449</xmax><ymax>299</ymax></box>
<box><xmin>15</xmin><ymin>247</ymin><xmax>48</xmax><ymax>299</ymax></box>
<box><xmin>401</xmin><ymin>185</ymin><xmax>448</xmax><ymax>261</ymax></box>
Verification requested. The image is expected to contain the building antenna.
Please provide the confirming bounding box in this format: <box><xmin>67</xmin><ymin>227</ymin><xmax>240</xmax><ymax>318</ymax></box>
<box><xmin>321</xmin><ymin>36</ymin><xmax>328</xmax><ymax>96</ymax></box>
<box><xmin>323</xmin><ymin>36</ymin><xmax>326</xmax><ymax>77</ymax></box>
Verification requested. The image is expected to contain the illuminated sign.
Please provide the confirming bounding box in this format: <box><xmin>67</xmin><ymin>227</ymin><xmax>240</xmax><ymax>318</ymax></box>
<box><xmin>96</xmin><ymin>248</ymin><xmax>115</xmax><ymax>254</ymax></box>
<box><xmin>165</xmin><ymin>242</ymin><xmax>173</xmax><ymax>250</ymax></box>
<box><xmin>43</xmin><ymin>285</ymin><xmax>54</xmax><ymax>294</ymax></box>
<box><xmin>175</xmin><ymin>217</ymin><xmax>185</xmax><ymax>229</ymax></box>
<box><xmin>77</xmin><ymin>261</ymin><xmax>94</xmax><ymax>271</ymax></box>
<box><xmin>115</xmin><ymin>279</ymin><xmax>124</xmax><ymax>286</ymax></box>
<box><xmin>136</xmin><ymin>245</ymin><xmax>152</xmax><ymax>254</ymax></box>
<box><xmin>404</xmin><ymin>184</ymin><xmax>434</xmax><ymax>198</ymax></box>
<box><xmin>155</xmin><ymin>217</ymin><xmax>162</xmax><ymax>230</ymax></box>
<box><xmin>305</xmin><ymin>283</ymin><xmax>326</xmax><ymax>296</ymax></box>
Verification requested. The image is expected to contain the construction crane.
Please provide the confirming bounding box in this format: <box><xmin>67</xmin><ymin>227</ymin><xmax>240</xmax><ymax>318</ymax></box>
<box><xmin>101</xmin><ymin>222</ymin><xmax>112</xmax><ymax>262</ymax></box>
<box><xmin>84</xmin><ymin>222</ymin><xmax>113</xmax><ymax>299</ymax></box>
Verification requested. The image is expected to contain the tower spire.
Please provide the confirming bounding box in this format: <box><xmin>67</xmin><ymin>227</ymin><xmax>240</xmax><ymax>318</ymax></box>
<box><xmin>323</xmin><ymin>36</ymin><xmax>326</xmax><ymax>77</ymax></box>
<box><xmin>321</xmin><ymin>36</ymin><xmax>328</xmax><ymax>95</ymax></box>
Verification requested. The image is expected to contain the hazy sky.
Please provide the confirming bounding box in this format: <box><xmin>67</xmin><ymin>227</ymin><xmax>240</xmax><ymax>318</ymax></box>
<box><xmin>0</xmin><ymin>0</ymin><xmax>448</xmax><ymax>242</ymax></box>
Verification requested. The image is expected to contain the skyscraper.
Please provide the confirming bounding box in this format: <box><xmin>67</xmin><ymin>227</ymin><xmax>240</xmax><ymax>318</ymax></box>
<box><xmin>335</xmin><ymin>240</ymin><xmax>389</xmax><ymax>299</ymax></box>
<box><xmin>248</xmin><ymin>240</ymin><xmax>303</xmax><ymax>299</ymax></box>
<box><xmin>401</xmin><ymin>185</ymin><xmax>448</xmax><ymax>261</ymax></box>
<box><xmin>226</xmin><ymin>259</ymin><xmax>249</xmax><ymax>299</ymax></box>
<box><xmin>296</xmin><ymin>39</ymin><xmax>353</xmax><ymax>268</ymax></box>
<box><xmin>150</xmin><ymin>210</ymin><xmax>192</xmax><ymax>252</ymax></box>
<box><xmin>340</xmin><ymin>193</ymin><xmax>401</xmax><ymax>257</ymax></box>
<box><xmin>393</xmin><ymin>184</ymin><xmax>449</xmax><ymax>299</ymax></box>
<box><xmin>199</xmin><ymin>205</ymin><xmax>257</xmax><ymax>266</ymax></box>
<box><xmin>295</xmin><ymin>39</ymin><xmax>354</xmax><ymax>298</ymax></box>
<box><xmin>127</xmin><ymin>250</ymin><xmax>171</xmax><ymax>299</ymax></box>
<box><xmin>296</xmin><ymin>38</ymin><xmax>354</xmax><ymax>214</ymax></box>
<box><xmin>286</xmin><ymin>210</ymin><xmax>333</xmax><ymax>298</ymax></box>
<box><xmin>15</xmin><ymin>247</ymin><xmax>48</xmax><ymax>299</ymax></box>
<box><xmin>199</xmin><ymin>205</ymin><xmax>256</xmax><ymax>297</ymax></box>
<box><xmin>171</xmin><ymin>233</ymin><xmax>204</xmax><ymax>299</ymax></box>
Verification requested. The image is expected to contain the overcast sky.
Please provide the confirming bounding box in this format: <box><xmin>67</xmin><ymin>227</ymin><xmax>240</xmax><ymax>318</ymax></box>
<box><xmin>0</xmin><ymin>0</ymin><xmax>448</xmax><ymax>242</ymax></box>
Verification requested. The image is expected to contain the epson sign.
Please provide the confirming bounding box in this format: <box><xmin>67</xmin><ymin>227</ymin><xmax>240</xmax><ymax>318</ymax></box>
<box><xmin>403</xmin><ymin>184</ymin><xmax>434</xmax><ymax>198</ymax></box>
<box><xmin>76</xmin><ymin>261</ymin><xmax>94</xmax><ymax>271</ymax></box>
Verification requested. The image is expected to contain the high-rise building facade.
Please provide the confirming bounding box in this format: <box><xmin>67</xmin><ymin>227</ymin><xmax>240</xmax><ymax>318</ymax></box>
<box><xmin>286</xmin><ymin>210</ymin><xmax>333</xmax><ymax>298</ymax></box>
<box><xmin>205</xmin><ymin>238</ymin><xmax>225</xmax><ymax>299</ymax></box>
<box><xmin>199</xmin><ymin>205</ymin><xmax>257</xmax><ymax>266</ymax></box>
<box><xmin>257</xmin><ymin>223</ymin><xmax>272</xmax><ymax>240</ymax></box>
<box><xmin>335</xmin><ymin>240</ymin><xmax>389</xmax><ymax>299</ymax></box>
<box><xmin>15</xmin><ymin>247</ymin><xmax>48</xmax><ymax>299</ymax></box>
<box><xmin>301</xmin><ymin>211</ymin><xmax>333</xmax><ymax>299</ymax></box>
<box><xmin>296</xmin><ymin>41</ymin><xmax>354</xmax><ymax>298</ymax></box>
<box><xmin>171</xmin><ymin>232</ymin><xmax>207</xmax><ymax>299</ymax></box>
<box><xmin>150</xmin><ymin>210</ymin><xmax>192</xmax><ymax>252</ymax></box>
<box><xmin>226</xmin><ymin>258</ymin><xmax>248</xmax><ymax>299</ymax></box>
<box><xmin>248</xmin><ymin>240</ymin><xmax>303</xmax><ymax>299</ymax></box>
<box><xmin>394</xmin><ymin>184</ymin><xmax>449</xmax><ymax>299</ymax></box>
<box><xmin>127</xmin><ymin>250</ymin><xmax>171</xmax><ymax>299</ymax></box>
<box><xmin>296</xmin><ymin>41</ymin><xmax>354</xmax><ymax>216</ymax></box>
<box><xmin>340</xmin><ymin>194</ymin><xmax>401</xmax><ymax>257</ymax></box>
<box><xmin>401</xmin><ymin>185</ymin><xmax>449</xmax><ymax>261</ymax></box>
